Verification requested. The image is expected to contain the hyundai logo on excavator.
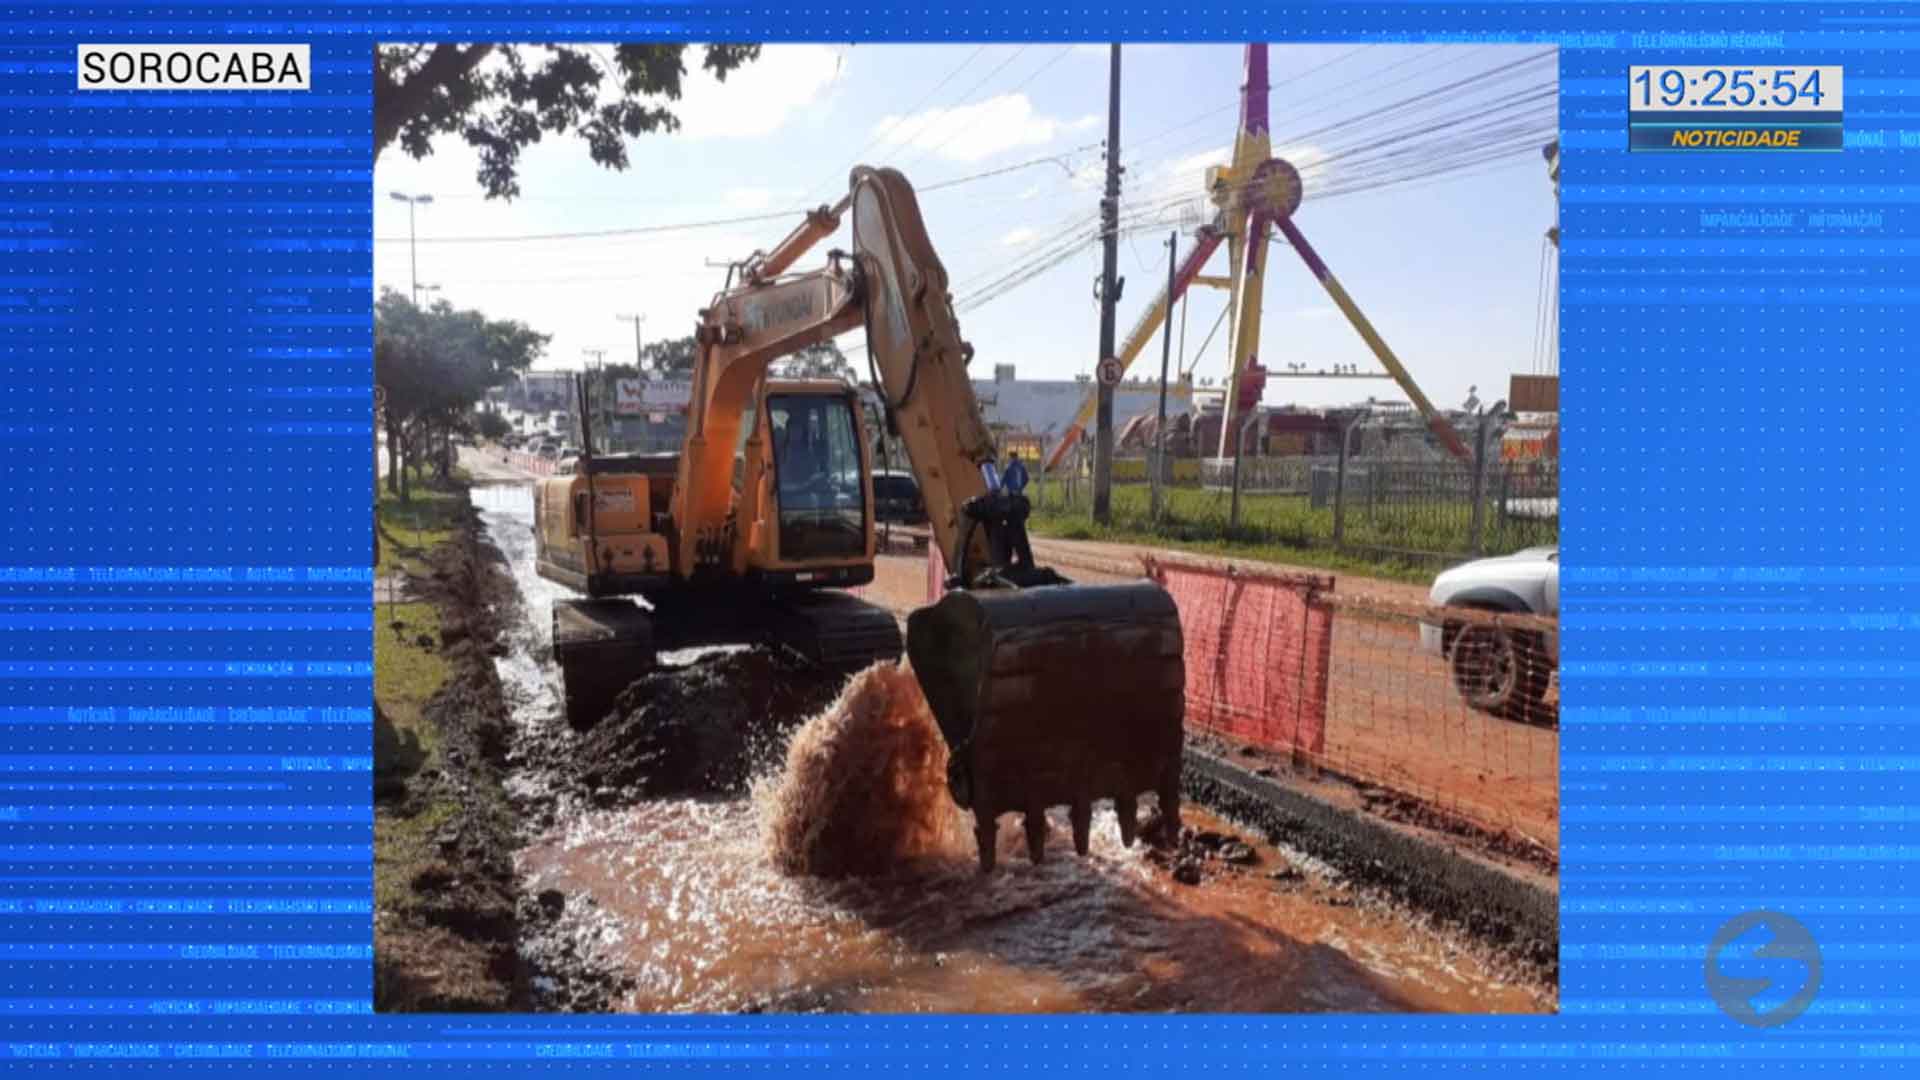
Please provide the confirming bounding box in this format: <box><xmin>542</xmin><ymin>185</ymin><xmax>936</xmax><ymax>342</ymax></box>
<box><xmin>743</xmin><ymin>292</ymin><xmax>817</xmax><ymax>336</ymax></box>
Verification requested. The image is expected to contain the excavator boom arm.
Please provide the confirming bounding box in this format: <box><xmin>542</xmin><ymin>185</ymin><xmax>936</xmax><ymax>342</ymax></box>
<box><xmin>845</xmin><ymin>167</ymin><xmax>1001</xmax><ymax>580</ymax></box>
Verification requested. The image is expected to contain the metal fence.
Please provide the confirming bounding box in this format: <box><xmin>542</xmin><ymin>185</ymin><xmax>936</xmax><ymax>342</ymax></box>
<box><xmin>1036</xmin><ymin>449</ymin><xmax>1557</xmax><ymax>566</ymax></box>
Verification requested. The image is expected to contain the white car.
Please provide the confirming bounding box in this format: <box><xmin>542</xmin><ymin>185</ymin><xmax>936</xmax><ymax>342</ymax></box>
<box><xmin>1419</xmin><ymin>546</ymin><xmax>1559</xmax><ymax>720</ymax></box>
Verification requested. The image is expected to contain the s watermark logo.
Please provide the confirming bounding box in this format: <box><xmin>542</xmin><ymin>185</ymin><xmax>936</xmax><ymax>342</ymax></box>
<box><xmin>1705</xmin><ymin>911</ymin><xmax>1822</xmax><ymax>1028</ymax></box>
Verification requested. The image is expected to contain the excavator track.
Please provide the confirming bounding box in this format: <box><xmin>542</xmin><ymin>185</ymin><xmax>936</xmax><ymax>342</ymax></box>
<box><xmin>765</xmin><ymin>591</ymin><xmax>904</xmax><ymax>672</ymax></box>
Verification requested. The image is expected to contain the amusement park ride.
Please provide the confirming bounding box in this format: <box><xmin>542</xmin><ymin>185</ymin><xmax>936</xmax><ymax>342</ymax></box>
<box><xmin>1044</xmin><ymin>43</ymin><xmax>1474</xmax><ymax>473</ymax></box>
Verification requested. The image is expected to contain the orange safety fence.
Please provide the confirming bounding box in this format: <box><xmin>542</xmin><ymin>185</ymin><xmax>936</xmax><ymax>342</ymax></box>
<box><xmin>924</xmin><ymin>546</ymin><xmax>1334</xmax><ymax>761</ymax></box>
<box><xmin>1142</xmin><ymin>558</ymin><xmax>1334</xmax><ymax>763</ymax></box>
<box><xmin>924</xmin><ymin>542</ymin><xmax>1558</xmax><ymax>853</ymax></box>
<box><xmin>509</xmin><ymin>452</ymin><xmax>556</xmax><ymax>476</ymax></box>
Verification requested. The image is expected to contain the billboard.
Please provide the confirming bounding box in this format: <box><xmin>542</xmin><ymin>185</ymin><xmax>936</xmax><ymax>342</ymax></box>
<box><xmin>615</xmin><ymin>378</ymin><xmax>693</xmax><ymax>415</ymax></box>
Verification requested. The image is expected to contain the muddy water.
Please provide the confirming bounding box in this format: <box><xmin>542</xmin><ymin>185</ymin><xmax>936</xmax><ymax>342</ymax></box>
<box><xmin>470</xmin><ymin>482</ymin><xmax>1547</xmax><ymax>1015</ymax></box>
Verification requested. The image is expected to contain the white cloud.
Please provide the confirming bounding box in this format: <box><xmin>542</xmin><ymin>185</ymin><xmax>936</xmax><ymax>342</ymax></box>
<box><xmin>672</xmin><ymin>44</ymin><xmax>843</xmax><ymax>140</ymax></box>
<box><xmin>1000</xmin><ymin>226</ymin><xmax>1038</xmax><ymax>247</ymax></box>
<box><xmin>1164</xmin><ymin>145</ymin><xmax>1231</xmax><ymax>187</ymax></box>
<box><xmin>1071</xmin><ymin>113</ymin><xmax>1101</xmax><ymax>131</ymax></box>
<box><xmin>873</xmin><ymin>93</ymin><xmax>1063</xmax><ymax>163</ymax></box>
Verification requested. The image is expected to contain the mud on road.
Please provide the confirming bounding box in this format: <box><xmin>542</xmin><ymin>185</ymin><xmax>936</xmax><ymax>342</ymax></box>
<box><xmin>378</xmin><ymin>480</ymin><xmax>1556</xmax><ymax>1014</ymax></box>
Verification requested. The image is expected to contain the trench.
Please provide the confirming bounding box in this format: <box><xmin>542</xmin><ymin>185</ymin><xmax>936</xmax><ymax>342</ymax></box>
<box><xmin>468</xmin><ymin>481</ymin><xmax>1550</xmax><ymax>1014</ymax></box>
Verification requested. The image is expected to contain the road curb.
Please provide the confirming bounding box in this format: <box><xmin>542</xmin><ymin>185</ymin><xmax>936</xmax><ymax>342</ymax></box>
<box><xmin>1182</xmin><ymin>747</ymin><xmax>1558</xmax><ymax>979</ymax></box>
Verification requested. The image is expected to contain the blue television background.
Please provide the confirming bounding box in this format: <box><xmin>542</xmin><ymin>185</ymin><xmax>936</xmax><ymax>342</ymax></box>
<box><xmin>0</xmin><ymin>1</ymin><xmax>1912</xmax><ymax>1072</ymax></box>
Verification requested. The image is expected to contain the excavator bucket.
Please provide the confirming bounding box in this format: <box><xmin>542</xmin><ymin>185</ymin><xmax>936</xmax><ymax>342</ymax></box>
<box><xmin>906</xmin><ymin>581</ymin><xmax>1186</xmax><ymax>872</ymax></box>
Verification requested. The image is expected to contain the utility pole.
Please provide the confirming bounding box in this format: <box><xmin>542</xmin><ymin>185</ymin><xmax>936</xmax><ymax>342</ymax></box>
<box><xmin>388</xmin><ymin>192</ymin><xmax>434</xmax><ymax>304</ymax></box>
<box><xmin>580</xmin><ymin>348</ymin><xmax>606</xmax><ymax>452</ymax></box>
<box><xmin>616</xmin><ymin>314</ymin><xmax>646</xmax><ymax>370</ymax></box>
<box><xmin>1152</xmin><ymin>230</ymin><xmax>1176</xmax><ymax>520</ymax></box>
<box><xmin>1092</xmin><ymin>43</ymin><xmax>1123</xmax><ymax>526</ymax></box>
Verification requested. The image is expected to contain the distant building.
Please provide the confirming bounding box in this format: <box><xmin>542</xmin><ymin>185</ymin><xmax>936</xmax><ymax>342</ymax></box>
<box><xmin>968</xmin><ymin>363</ymin><xmax>1196</xmax><ymax>453</ymax></box>
<box><xmin>505</xmin><ymin>370</ymin><xmax>574</xmax><ymax>412</ymax></box>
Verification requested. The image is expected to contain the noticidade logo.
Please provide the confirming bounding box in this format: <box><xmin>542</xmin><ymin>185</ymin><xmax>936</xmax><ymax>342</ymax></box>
<box><xmin>1704</xmin><ymin>911</ymin><xmax>1823</xmax><ymax>1027</ymax></box>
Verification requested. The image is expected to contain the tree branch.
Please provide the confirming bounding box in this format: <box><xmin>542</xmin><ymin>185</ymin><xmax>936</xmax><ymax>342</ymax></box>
<box><xmin>374</xmin><ymin>43</ymin><xmax>496</xmax><ymax>160</ymax></box>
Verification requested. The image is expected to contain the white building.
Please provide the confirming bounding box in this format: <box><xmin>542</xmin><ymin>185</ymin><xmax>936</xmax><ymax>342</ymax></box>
<box><xmin>969</xmin><ymin>364</ymin><xmax>1195</xmax><ymax>446</ymax></box>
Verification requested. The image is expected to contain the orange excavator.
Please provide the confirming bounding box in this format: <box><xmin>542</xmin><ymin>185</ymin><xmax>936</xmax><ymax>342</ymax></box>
<box><xmin>533</xmin><ymin>167</ymin><xmax>1186</xmax><ymax>870</ymax></box>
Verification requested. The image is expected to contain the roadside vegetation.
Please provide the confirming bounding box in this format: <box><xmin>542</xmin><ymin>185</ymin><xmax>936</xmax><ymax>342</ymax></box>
<box><xmin>1028</xmin><ymin>482</ymin><xmax>1555</xmax><ymax>584</ymax></box>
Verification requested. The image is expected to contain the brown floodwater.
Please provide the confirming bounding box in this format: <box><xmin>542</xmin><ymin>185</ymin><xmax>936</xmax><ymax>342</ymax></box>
<box><xmin>516</xmin><ymin>795</ymin><xmax>1541</xmax><ymax>1013</ymax></box>
<box><xmin>474</xmin><ymin>482</ymin><xmax>1548</xmax><ymax>1015</ymax></box>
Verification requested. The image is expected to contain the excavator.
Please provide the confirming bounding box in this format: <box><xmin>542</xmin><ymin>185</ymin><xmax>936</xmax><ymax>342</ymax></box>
<box><xmin>533</xmin><ymin>166</ymin><xmax>1187</xmax><ymax>871</ymax></box>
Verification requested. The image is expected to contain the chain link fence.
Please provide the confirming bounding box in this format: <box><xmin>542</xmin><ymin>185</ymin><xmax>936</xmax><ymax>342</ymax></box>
<box><xmin>1315</xmin><ymin>592</ymin><xmax>1558</xmax><ymax>854</ymax></box>
<box><xmin>1034</xmin><ymin>440</ymin><xmax>1557</xmax><ymax>567</ymax></box>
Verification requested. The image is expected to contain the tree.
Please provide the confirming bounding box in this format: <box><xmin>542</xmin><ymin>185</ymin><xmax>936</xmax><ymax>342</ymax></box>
<box><xmin>640</xmin><ymin>334</ymin><xmax>698</xmax><ymax>378</ymax></box>
<box><xmin>473</xmin><ymin>410</ymin><xmax>513</xmax><ymax>442</ymax></box>
<box><xmin>775</xmin><ymin>340</ymin><xmax>855</xmax><ymax>382</ymax></box>
<box><xmin>375</xmin><ymin>289</ymin><xmax>549</xmax><ymax>497</ymax></box>
<box><xmin>375</xmin><ymin>44</ymin><xmax>761</xmax><ymax>199</ymax></box>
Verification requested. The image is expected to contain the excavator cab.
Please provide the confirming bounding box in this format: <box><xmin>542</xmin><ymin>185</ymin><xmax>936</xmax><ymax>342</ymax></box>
<box><xmin>766</xmin><ymin>391</ymin><xmax>867</xmax><ymax>562</ymax></box>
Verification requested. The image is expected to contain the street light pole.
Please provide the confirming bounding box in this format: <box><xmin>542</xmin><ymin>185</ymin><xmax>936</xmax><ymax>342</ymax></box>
<box><xmin>388</xmin><ymin>192</ymin><xmax>435</xmax><ymax>304</ymax></box>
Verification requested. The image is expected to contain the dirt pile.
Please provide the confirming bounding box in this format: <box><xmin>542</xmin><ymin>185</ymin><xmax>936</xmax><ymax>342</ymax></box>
<box><xmin>759</xmin><ymin>660</ymin><xmax>967</xmax><ymax>878</ymax></box>
<box><xmin>577</xmin><ymin>647</ymin><xmax>848</xmax><ymax>803</ymax></box>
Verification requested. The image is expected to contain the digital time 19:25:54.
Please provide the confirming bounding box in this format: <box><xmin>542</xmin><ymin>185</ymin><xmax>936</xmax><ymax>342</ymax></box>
<box><xmin>1633</xmin><ymin>67</ymin><xmax>1827</xmax><ymax>109</ymax></box>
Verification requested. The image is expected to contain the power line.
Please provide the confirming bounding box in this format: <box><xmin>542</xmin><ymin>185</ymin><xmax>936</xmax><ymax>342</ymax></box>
<box><xmin>799</xmin><ymin>44</ymin><xmax>987</xmax><ymax>203</ymax></box>
<box><xmin>1122</xmin><ymin>43</ymin><xmax>1465</xmax><ymax>177</ymax></box>
<box><xmin>892</xmin><ymin>45</ymin><xmax>1076</xmax><ymax>174</ymax></box>
<box><xmin>374</xmin><ymin>146</ymin><xmax>1104</xmax><ymax>246</ymax></box>
<box><xmin>873</xmin><ymin>46</ymin><xmax>1031</xmax><ymax>165</ymax></box>
<box><xmin>1124</xmin><ymin>43</ymin><xmax>1375</xmax><ymax>156</ymax></box>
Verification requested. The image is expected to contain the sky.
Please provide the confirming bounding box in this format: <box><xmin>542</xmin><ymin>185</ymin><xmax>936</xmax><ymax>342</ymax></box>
<box><xmin>373</xmin><ymin>43</ymin><xmax>1559</xmax><ymax>412</ymax></box>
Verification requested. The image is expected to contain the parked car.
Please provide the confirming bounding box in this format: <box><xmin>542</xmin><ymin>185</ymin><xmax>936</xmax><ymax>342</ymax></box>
<box><xmin>871</xmin><ymin>469</ymin><xmax>927</xmax><ymax>525</ymax></box>
<box><xmin>1419</xmin><ymin>546</ymin><xmax>1559</xmax><ymax>721</ymax></box>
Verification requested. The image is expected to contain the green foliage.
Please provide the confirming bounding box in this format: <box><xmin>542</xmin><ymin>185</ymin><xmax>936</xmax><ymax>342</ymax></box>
<box><xmin>376</xmin><ymin>289</ymin><xmax>548</xmax><ymax>425</ymax></box>
<box><xmin>472</xmin><ymin>410</ymin><xmax>513</xmax><ymax>441</ymax></box>
<box><xmin>377</xmin><ymin>289</ymin><xmax>547</xmax><ymax>493</ymax></box>
<box><xmin>1027</xmin><ymin>479</ymin><xmax>1557</xmax><ymax>584</ymax></box>
<box><xmin>375</xmin><ymin>44</ymin><xmax>761</xmax><ymax>199</ymax></box>
<box><xmin>774</xmin><ymin>340</ymin><xmax>855</xmax><ymax>382</ymax></box>
<box><xmin>640</xmin><ymin>333</ymin><xmax>698</xmax><ymax>378</ymax></box>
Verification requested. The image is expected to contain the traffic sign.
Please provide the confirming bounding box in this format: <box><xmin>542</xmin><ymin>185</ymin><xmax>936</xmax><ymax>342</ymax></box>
<box><xmin>1097</xmin><ymin>356</ymin><xmax>1122</xmax><ymax>387</ymax></box>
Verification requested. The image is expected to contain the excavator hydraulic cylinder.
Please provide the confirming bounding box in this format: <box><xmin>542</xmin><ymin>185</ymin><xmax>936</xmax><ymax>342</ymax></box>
<box><xmin>906</xmin><ymin>581</ymin><xmax>1186</xmax><ymax>871</ymax></box>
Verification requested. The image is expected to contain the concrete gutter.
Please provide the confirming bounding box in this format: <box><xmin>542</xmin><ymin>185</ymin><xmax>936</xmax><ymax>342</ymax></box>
<box><xmin>1182</xmin><ymin>747</ymin><xmax>1557</xmax><ymax>979</ymax></box>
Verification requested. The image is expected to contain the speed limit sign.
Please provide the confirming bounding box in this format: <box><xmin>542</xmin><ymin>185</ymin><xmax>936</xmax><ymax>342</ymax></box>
<box><xmin>1097</xmin><ymin>356</ymin><xmax>1122</xmax><ymax>386</ymax></box>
